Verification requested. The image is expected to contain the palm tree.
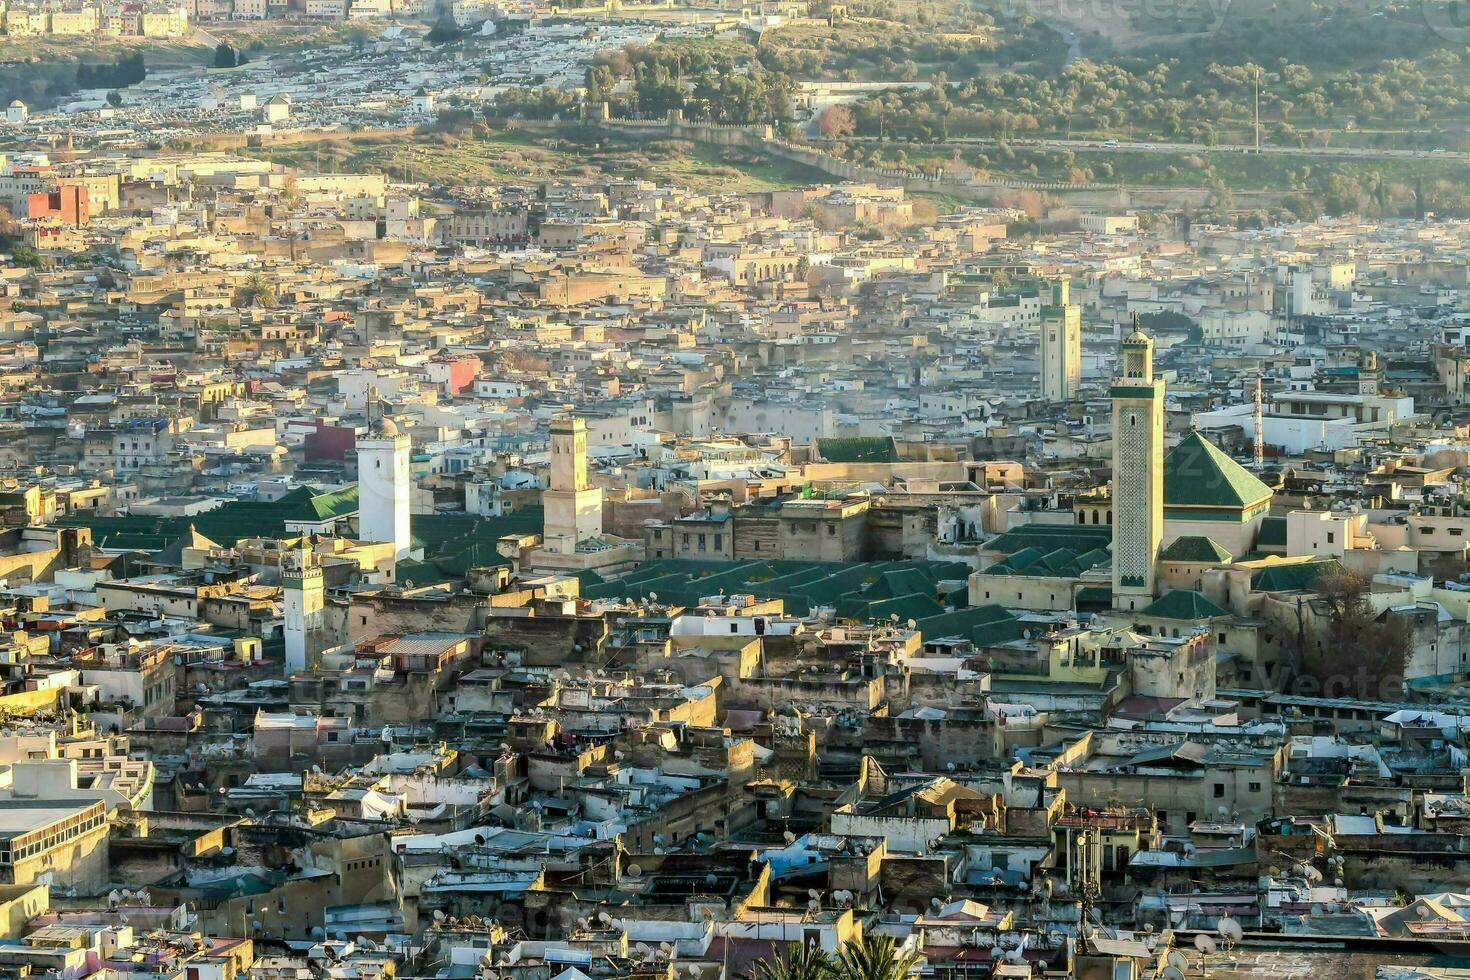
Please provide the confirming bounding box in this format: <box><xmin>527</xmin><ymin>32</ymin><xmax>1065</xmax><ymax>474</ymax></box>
<box><xmin>752</xmin><ymin>941</ymin><xmax>833</xmax><ymax>980</ymax></box>
<box><xmin>833</xmin><ymin>935</ymin><xmax>922</xmax><ymax>980</ymax></box>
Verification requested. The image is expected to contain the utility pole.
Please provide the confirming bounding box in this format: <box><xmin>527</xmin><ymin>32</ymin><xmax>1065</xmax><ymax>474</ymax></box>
<box><xmin>1254</xmin><ymin>66</ymin><xmax>1262</xmax><ymax>154</ymax></box>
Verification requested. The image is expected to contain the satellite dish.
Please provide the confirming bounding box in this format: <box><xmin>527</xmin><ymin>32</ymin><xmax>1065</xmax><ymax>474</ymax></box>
<box><xmin>1143</xmin><ymin>923</ymin><xmax>1154</xmax><ymax>934</ymax></box>
<box><xmin>626</xmin><ymin>864</ymin><xmax>643</xmax><ymax>877</ymax></box>
<box><xmin>1167</xmin><ymin>951</ymin><xmax>1189</xmax><ymax>972</ymax></box>
<box><xmin>989</xmin><ymin>948</ymin><xmax>1003</xmax><ymax>960</ymax></box>
<box><xmin>1088</xmin><ymin>907</ymin><xmax>1102</xmax><ymax>924</ymax></box>
<box><xmin>1220</xmin><ymin>918</ymin><xmax>1243</xmax><ymax>942</ymax></box>
<box><xmin>1194</xmin><ymin>934</ymin><xmax>1217</xmax><ymax>955</ymax></box>
<box><xmin>1163</xmin><ymin>969</ymin><xmax>1187</xmax><ymax>980</ymax></box>
<box><xmin>433</xmin><ymin>910</ymin><xmax>446</xmax><ymax>922</ymax></box>
<box><xmin>782</xmin><ymin>831</ymin><xmax>796</xmax><ymax>844</ymax></box>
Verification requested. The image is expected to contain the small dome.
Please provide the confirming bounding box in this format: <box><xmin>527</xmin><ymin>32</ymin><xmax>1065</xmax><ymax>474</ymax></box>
<box><xmin>8</xmin><ymin>100</ymin><xmax>24</xmax><ymax>108</ymax></box>
<box><xmin>1125</xmin><ymin>329</ymin><xmax>1151</xmax><ymax>345</ymax></box>
<box><xmin>376</xmin><ymin>417</ymin><xmax>399</xmax><ymax>438</ymax></box>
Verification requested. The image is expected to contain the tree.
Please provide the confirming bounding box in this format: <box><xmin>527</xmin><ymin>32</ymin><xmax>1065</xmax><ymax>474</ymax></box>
<box><xmin>427</xmin><ymin>11</ymin><xmax>461</xmax><ymax>44</ymax></box>
<box><xmin>213</xmin><ymin>43</ymin><xmax>238</xmax><ymax>69</ymax></box>
<box><xmin>833</xmin><ymin>935</ymin><xmax>922</xmax><ymax>980</ymax></box>
<box><xmin>818</xmin><ymin>104</ymin><xmax>855</xmax><ymax>138</ymax></box>
<box><xmin>752</xmin><ymin>943</ymin><xmax>832</xmax><ymax>980</ymax></box>
<box><xmin>1286</xmin><ymin>569</ymin><xmax>1410</xmax><ymax>698</ymax></box>
<box><xmin>237</xmin><ymin>273</ymin><xmax>278</xmax><ymax>309</ymax></box>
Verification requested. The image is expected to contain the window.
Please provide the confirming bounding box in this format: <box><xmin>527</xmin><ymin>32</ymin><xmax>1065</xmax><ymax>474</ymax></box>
<box><xmin>1185</xmin><ymin>811</ymin><xmax>1197</xmax><ymax>825</ymax></box>
<box><xmin>1326</xmin><ymin>532</ymin><xmax>1334</xmax><ymax>544</ymax></box>
<box><xmin>827</xmin><ymin>524</ymin><xmax>836</xmax><ymax>536</ymax></box>
<box><xmin>1248</xmin><ymin>781</ymin><xmax>1261</xmax><ymax>793</ymax></box>
<box><xmin>1213</xmin><ymin>783</ymin><xmax>1225</xmax><ymax>798</ymax></box>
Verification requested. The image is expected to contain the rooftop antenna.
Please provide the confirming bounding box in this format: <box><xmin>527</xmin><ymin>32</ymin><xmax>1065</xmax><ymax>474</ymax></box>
<box><xmin>1253</xmin><ymin>375</ymin><xmax>1265</xmax><ymax>471</ymax></box>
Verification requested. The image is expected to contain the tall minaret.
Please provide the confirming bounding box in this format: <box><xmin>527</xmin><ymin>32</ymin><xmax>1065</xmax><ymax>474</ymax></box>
<box><xmin>1111</xmin><ymin>317</ymin><xmax>1165</xmax><ymax>612</ymax></box>
<box><xmin>542</xmin><ymin>415</ymin><xmax>603</xmax><ymax>556</ymax></box>
<box><xmin>357</xmin><ymin>414</ymin><xmax>412</xmax><ymax>558</ymax></box>
<box><xmin>1041</xmin><ymin>279</ymin><xmax>1081</xmax><ymax>402</ymax></box>
<box><xmin>283</xmin><ymin>538</ymin><xmax>323</xmax><ymax>675</ymax></box>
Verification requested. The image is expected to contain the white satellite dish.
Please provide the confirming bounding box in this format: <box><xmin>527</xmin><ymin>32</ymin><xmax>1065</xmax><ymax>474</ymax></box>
<box><xmin>1220</xmin><ymin>918</ymin><xmax>1243</xmax><ymax>942</ymax></box>
<box><xmin>1163</xmin><ymin>968</ymin><xmax>1187</xmax><ymax>980</ymax></box>
<box><xmin>1167</xmin><ymin>951</ymin><xmax>1189</xmax><ymax>972</ymax></box>
<box><xmin>1194</xmin><ymin>934</ymin><xmax>1217</xmax><ymax>955</ymax></box>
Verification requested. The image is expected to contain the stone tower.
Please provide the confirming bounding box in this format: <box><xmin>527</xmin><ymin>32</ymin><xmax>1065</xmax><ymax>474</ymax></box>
<box><xmin>1041</xmin><ymin>279</ymin><xmax>1081</xmax><ymax>402</ymax></box>
<box><xmin>1111</xmin><ymin>318</ymin><xmax>1165</xmax><ymax>612</ymax></box>
<box><xmin>542</xmin><ymin>415</ymin><xmax>603</xmax><ymax>556</ymax></box>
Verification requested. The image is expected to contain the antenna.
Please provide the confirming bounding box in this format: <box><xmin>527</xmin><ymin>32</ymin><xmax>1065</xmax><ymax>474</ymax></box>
<box><xmin>1253</xmin><ymin>374</ymin><xmax>1265</xmax><ymax>470</ymax></box>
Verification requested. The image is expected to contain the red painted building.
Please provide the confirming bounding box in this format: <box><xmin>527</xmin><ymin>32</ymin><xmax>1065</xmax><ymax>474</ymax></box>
<box><xmin>27</xmin><ymin>186</ymin><xmax>89</xmax><ymax>227</ymax></box>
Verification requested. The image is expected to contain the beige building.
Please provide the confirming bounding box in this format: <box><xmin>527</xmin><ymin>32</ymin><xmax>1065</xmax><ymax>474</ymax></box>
<box><xmin>0</xmin><ymin>800</ymin><xmax>109</xmax><ymax>892</ymax></box>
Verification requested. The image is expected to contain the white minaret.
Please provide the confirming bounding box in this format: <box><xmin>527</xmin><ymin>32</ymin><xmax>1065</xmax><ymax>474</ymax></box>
<box><xmin>357</xmin><ymin>415</ymin><xmax>412</xmax><ymax>558</ymax></box>
<box><xmin>1111</xmin><ymin>318</ymin><xmax>1165</xmax><ymax>612</ymax></box>
<box><xmin>542</xmin><ymin>415</ymin><xmax>603</xmax><ymax>555</ymax></box>
<box><xmin>283</xmin><ymin>538</ymin><xmax>323</xmax><ymax>675</ymax></box>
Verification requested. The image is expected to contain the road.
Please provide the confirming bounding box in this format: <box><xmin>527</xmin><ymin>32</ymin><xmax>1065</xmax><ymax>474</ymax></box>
<box><xmin>839</xmin><ymin>134</ymin><xmax>1470</xmax><ymax>162</ymax></box>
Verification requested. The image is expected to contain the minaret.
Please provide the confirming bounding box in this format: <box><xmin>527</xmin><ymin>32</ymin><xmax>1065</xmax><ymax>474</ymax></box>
<box><xmin>1111</xmin><ymin>317</ymin><xmax>1165</xmax><ymax>612</ymax></box>
<box><xmin>1358</xmin><ymin>350</ymin><xmax>1381</xmax><ymax>396</ymax></box>
<box><xmin>542</xmin><ymin>415</ymin><xmax>603</xmax><ymax>556</ymax></box>
<box><xmin>357</xmin><ymin>414</ymin><xmax>412</xmax><ymax>558</ymax></box>
<box><xmin>283</xmin><ymin>538</ymin><xmax>324</xmax><ymax>675</ymax></box>
<box><xmin>1041</xmin><ymin>280</ymin><xmax>1081</xmax><ymax>402</ymax></box>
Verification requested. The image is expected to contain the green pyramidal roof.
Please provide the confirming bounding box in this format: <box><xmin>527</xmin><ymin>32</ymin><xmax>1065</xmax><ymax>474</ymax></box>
<box><xmin>1141</xmin><ymin>589</ymin><xmax>1230</xmax><ymax>620</ymax></box>
<box><xmin>1159</xmin><ymin>535</ymin><xmax>1233</xmax><ymax>563</ymax></box>
<box><xmin>1164</xmin><ymin>431</ymin><xmax>1273</xmax><ymax>510</ymax></box>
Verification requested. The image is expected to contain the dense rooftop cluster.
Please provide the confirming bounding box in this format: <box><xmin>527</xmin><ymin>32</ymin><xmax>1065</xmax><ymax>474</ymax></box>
<box><xmin>7</xmin><ymin>13</ymin><xmax>1470</xmax><ymax>980</ymax></box>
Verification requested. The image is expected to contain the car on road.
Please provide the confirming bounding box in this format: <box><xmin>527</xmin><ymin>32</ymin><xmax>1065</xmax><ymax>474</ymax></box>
<box><xmin>1102</xmin><ymin>139</ymin><xmax>1119</xmax><ymax>148</ymax></box>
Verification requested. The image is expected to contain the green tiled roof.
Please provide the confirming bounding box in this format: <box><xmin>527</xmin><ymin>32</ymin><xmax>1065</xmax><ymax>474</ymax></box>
<box><xmin>1251</xmin><ymin>558</ymin><xmax>1343</xmax><ymax>593</ymax></box>
<box><xmin>585</xmin><ymin>557</ymin><xmax>961</xmax><ymax>626</ymax></box>
<box><xmin>983</xmin><ymin>524</ymin><xmax>1113</xmax><ymax>557</ymax></box>
<box><xmin>1159</xmin><ymin>535</ymin><xmax>1233</xmax><ymax>564</ymax></box>
<box><xmin>815</xmin><ymin>436</ymin><xmax>899</xmax><ymax>463</ymax></box>
<box><xmin>1164</xmin><ymin>431</ymin><xmax>1273</xmax><ymax>510</ymax></box>
<box><xmin>989</xmin><ymin>544</ymin><xmax>1109</xmax><ymax>578</ymax></box>
<box><xmin>1257</xmin><ymin>516</ymin><xmax>1288</xmax><ymax>547</ymax></box>
<box><xmin>1141</xmin><ymin>589</ymin><xmax>1230</xmax><ymax>620</ymax></box>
